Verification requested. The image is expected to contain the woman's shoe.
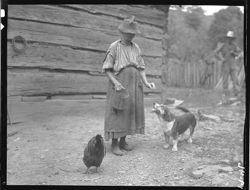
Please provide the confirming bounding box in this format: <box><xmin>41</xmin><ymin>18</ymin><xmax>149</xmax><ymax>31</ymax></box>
<box><xmin>119</xmin><ymin>137</ymin><xmax>133</xmax><ymax>151</ymax></box>
<box><xmin>111</xmin><ymin>139</ymin><xmax>124</xmax><ymax>156</ymax></box>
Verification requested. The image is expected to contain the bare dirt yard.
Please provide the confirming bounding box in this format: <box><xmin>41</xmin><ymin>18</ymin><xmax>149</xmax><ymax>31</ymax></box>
<box><xmin>7</xmin><ymin>87</ymin><xmax>245</xmax><ymax>186</ymax></box>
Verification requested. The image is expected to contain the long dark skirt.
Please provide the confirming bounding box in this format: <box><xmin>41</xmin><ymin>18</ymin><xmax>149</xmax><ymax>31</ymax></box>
<box><xmin>104</xmin><ymin>67</ymin><xmax>145</xmax><ymax>141</ymax></box>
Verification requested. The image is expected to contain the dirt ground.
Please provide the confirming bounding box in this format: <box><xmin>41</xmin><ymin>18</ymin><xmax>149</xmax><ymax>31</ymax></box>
<box><xmin>6</xmin><ymin>87</ymin><xmax>245</xmax><ymax>186</ymax></box>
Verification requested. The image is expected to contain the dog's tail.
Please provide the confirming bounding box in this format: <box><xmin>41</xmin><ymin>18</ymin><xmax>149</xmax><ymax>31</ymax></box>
<box><xmin>175</xmin><ymin>106</ymin><xmax>191</xmax><ymax>113</ymax></box>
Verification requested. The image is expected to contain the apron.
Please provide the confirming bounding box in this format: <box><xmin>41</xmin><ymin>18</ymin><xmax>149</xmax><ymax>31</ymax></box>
<box><xmin>104</xmin><ymin>66</ymin><xmax>145</xmax><ymax>140</ymax></box>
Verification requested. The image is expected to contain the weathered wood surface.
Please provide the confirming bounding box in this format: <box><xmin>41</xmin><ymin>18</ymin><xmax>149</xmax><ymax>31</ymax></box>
<box><xmin>8</xmin><ymin>19</ymin><xmax>162</xmax><ymax>58</ymax></box>
<box><xmin>7</xmin><ymin>5</ymin><xmax>164</xmax><ymax>97</ymax></box>
<box><xmin>8</xmin><ymin>5</ymin><xmax>163</xmax><ymax>41</ymax></box>
<box><xmin>61</xmin><ymin>4</ymin><xmax>165</xmax><ymax>28</ymax></box>
<box><xmin>164</xmin><ymin>60</ymin><xmax>222</xmax><ymax>88</ymax></box>
<box><xmin>7</xmin><ymin>42</ymin><xmax>162</xmax><ymax>76</ymax></box>
<box><xmin>7</xmin><ymin>69</ymin><xmax>107</xmax><ymax>96</ymax></box>
<box><xmin>8</xmin><ymin>69</ymin><xmax>162</xmax><ymax>96</ymax></box>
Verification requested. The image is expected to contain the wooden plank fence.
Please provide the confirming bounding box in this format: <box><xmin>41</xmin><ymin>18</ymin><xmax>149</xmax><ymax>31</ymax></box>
<box><xmin>164</xmin><ymin>60</ymin><xmax>223</xmax><ymax>88</ymax></box>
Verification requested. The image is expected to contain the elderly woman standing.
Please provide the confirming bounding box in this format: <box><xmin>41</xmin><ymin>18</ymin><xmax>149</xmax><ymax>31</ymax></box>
<box><xmin>102</xmin><ymin>16</ymin><xmax>155</xmax><ymax>156</ymax></box>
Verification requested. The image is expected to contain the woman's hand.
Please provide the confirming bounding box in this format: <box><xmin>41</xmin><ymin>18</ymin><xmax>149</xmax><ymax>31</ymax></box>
<box><xmin>139</xmin><ymin>70</ymin><xmax>156</xmax><ymax>89</ymax></box>
<box><xmin>106</xmin><ymin>71</ymin><xmax>125</xmax><ymax>91</ymax></box>
<box><xmin>114</xmin><ymin>80</ymin><xmax>125</xmax><ymax>91</ymax></box>
<box><xmin>145</xmin><ymin>82</ymin><xmax>156</xmax><ymax>89</ymax></box>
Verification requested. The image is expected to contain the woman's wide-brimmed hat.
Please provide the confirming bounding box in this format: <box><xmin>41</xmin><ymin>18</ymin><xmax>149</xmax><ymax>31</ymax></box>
<box><xmin>225</xmin><ymin>31</ymin><xmax>236</xmax><ymax>38</ymax></box>
<box><xmin>118</xmin><ymin>16</ymin><xmax>141</xmax><ymax>34</ymax></box>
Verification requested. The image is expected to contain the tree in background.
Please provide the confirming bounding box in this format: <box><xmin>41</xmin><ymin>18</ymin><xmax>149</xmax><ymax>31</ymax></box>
<box><xmin>208</xmin><ymin>6</ymin><xmax>244</xmax><ymax>49</ymax></box>
<box><xmin>167</xmin><ymin>6</ymin><xmax>213</xmax><ymax>63</ymax></box>
<box><xmin>185</xmin><ymin>6</ymin><xmax>203</xmax><ymax>30</ymax></box>
<box><xmin>157</xmin><ymin>5</ymin><xmax>243</xmax><ymax>88</ymax></box>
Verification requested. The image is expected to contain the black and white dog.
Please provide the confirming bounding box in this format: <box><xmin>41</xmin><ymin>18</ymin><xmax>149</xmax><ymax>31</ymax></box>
<box><xmin>152</xmin><ymin>103</ymin><xmax>197</xmax><ymax>151</ymax></box>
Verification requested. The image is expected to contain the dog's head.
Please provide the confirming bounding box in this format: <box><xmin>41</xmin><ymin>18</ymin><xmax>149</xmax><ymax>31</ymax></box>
<box><xmin>152</xmin><ymin>102</ymin><xmax>165</xmax><ymax>115</ymax></box>
<box><xmin>152</xmin><ymin>102</ymin><xmax>173</xmax><ymax>121</ymax></box>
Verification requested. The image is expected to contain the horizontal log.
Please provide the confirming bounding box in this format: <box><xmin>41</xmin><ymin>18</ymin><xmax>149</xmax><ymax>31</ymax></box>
<box><xmin>7</xmin><ymin>42</ymin><xmax>105</xmax><ymax>72</ymax></box>
<box><xmin>8</xmin><ymin>19</ymin><xmax>163</xmax><ymax>57</ymax></box>
<box><xmin>7</xmin><ymin>42</ymin><xmax>162</xmax><ymax>76</ymax></box>
<box><xmin>7</xmin><ymin>68</ymin><xmax>108</xmax><ymax>96</ymax></box>
<box><xmin>7</xmin><ymin>69</ymin><xmax>162</xmax><ymax>96</ymax></box>
<box><xmin>8</xmin><ymin>5</ymin><xmax>163</xmax><ymax>41</ymax></box>
<box><xmin>61</xmin><ymin>4</ymin><xmax>165</xmax><ymax>28</ymax></box>
<box><xmin>21</xmin><ymin>96</ymin><xmax>47</xmax><ymax>102</ymax></box>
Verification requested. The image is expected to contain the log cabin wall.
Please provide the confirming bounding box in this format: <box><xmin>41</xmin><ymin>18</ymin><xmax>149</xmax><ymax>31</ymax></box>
<box><xmin>7</xmin><ymin>5</ymin><xmax>165</xmax><ymax>98</ymax></box>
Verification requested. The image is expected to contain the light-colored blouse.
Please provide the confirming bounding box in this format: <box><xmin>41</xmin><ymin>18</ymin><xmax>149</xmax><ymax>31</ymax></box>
<box><xmin>102</xmin><ymin>40</ymin><xmax>145</xmax><ymax>75</ymax></box>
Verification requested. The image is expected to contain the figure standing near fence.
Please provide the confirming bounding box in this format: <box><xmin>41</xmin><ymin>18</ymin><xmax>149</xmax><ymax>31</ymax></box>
<box><xmin>214</xmin><ymin>31</ymin><xmax>242</xmax><ymax>100</ymax></box>
<box><xmin>200</xmin><ymin>53</ymin><xmax>217</xmax><ymax>88</ymax></box>
<box><xmin>102</xmin><ymin>16</ymin><xmax>155</xmax><ymax>156</ymax></box>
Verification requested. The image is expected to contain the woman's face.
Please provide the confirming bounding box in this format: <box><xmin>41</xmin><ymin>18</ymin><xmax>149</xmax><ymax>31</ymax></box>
<box><xmin>121</xmin><ymin>32</ymin><xmax>135</xmax><ymax>42</ymax></box>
